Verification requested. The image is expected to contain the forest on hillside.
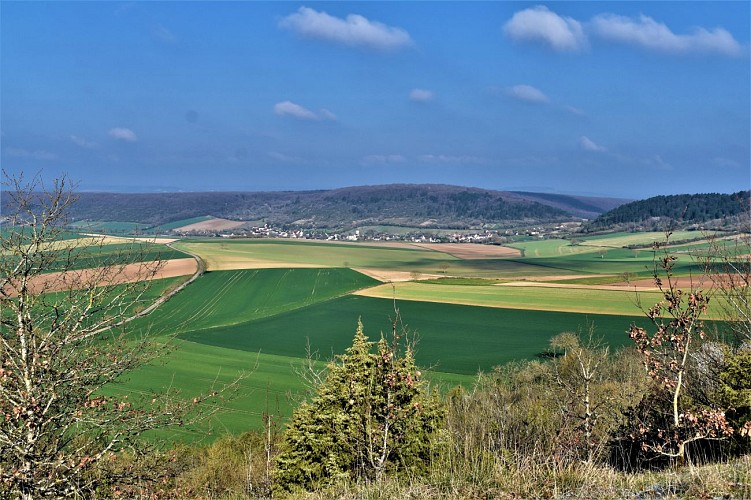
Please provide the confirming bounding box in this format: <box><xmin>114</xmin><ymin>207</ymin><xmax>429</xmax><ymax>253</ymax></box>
<box><xmin>586</xmin><ymin>191</ymin><xmax>750</xmax><ymax>231</ymax></box>
<box><xmin>1</xmin><ymin>184</ymin><xmax>620</xmax><ymax>229</ymax></box>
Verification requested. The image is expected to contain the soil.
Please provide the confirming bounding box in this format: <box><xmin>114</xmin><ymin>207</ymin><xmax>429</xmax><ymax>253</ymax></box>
<box><xmin>3</xmin><ymin>258</ymin><xmax>198</xmax><ymax>296</ymax></box>
<box><xmin>173</xmin><ymin>218</ymin><xmax>246</xmax><ymax>233</ymax></box>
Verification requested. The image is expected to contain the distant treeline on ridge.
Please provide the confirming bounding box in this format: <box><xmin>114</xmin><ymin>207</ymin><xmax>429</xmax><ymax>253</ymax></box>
<box><xmin>587</xmin><ymin>191</ymin><xmax>750</xmax><ymax>230</ymax></box>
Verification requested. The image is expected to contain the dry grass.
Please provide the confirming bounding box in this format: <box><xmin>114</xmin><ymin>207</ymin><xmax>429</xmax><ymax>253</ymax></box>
<box><xmin>273</xmin><ymin>456</ymin><xmax>751</xmax><ymax>499</ymax></box>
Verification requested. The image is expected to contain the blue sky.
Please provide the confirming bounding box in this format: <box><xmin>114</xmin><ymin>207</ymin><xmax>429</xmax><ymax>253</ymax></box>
<box><xmin>2</xmin><ymin>1</ymin><xmax>749</xmax><ymax>198</ymax></box>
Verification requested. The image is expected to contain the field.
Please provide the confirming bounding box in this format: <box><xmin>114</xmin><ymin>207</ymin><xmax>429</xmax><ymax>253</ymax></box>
<box><xmin>69</xmin><ymin>220</ymin><xmax>151</xmax><ymax>234</ymax></box>
<box><xmin>94</xmin><ymin>234</ymin><xmax>733</xmax><ymax>440</ymax></box>
<box><xmin>173</xmin><ymin>217</ymin><xmax>247</xmax><ymax>233</ymax></box>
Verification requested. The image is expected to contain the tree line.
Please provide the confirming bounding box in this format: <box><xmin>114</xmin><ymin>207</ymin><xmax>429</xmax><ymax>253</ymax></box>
<box><xmin>587</xmin><ymin>191</ymin><xmax>750</xmax><ymax>231</ymax></box>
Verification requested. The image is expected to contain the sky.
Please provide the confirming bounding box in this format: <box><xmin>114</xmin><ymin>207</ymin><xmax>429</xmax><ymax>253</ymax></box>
<box><xmin>1</xmin><ymin>1</ymin><xmax>749</xmax><ymax>198</ymax></box>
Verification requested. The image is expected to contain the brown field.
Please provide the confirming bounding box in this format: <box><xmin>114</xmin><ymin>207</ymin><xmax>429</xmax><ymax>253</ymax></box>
<box><xmin>205</xmin><ymin>257</ymin><xmax>324</xmax><ymax>271</ymax></box>
<box><xmin>174</xmin><ymin>218</ymin><xmax>246</xmax><ymax>233</ymax></box>
<box><xmin>409</xmin><ymin>243</ymin><xmax>522</xmax><ymax>259</ymax></box>
<box><xmin>353</xmin><ymin>268</ymin><xmax>442</xmax><ymax>282</ymax></box>
<box><xmin>3</xmin><ymin>258</ymin><xmax>198</xmax><ymax>296</ymax></box>
<box><xmin>498</xmin><ymin>281</ymin><xmax>658</xmax><ymax>292</ymax></box>
<box><xmin>505</xmin><ymin>274</ymin><xmax>616</xmax><ymax>282</ymax></box>
<box><xmin>625</xmin><ymin>276</ymin><xmax>721</xmax><ymax>290</ymax></box>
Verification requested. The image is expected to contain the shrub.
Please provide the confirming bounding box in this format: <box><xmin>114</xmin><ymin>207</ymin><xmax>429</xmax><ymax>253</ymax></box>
<box><xmin>273</xmin><ymin>319</ymin><xmax>443</xmax><ymax>494</ymax></box>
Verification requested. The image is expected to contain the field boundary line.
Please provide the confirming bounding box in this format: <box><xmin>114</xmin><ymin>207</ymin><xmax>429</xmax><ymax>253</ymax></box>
<box><xmin>121</xmin><ymin>243</ymin><xmax>206</xmax><ymax>322</ymax></box>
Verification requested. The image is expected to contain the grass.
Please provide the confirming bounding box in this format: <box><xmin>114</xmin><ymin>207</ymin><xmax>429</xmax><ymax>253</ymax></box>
<box><xmin>173</xmin><ymin>239</ymin><xmax>638</xmax><ymax>278</ymax></box>
<box><xmin>132</xmin><ymin>268</ymin><xmax>379</xmax><ymax>336</ymax></box>
<box><xmin>507</xmin><ymin>232</ymin><xmax>711</xmax><ymax>259</ymax></box>
<box><xmin>115</xmin><ymin>266</ymin><xmax>667</xmax><ymax>437</ymax></box>
<box><xmin>111</xmin><ymin>236</ymin><xmax>732</xmax><ymax>439</ymax></box>
<box><xmin>69</xmin><ymin>220</ymin><xmax>151</xmax><ymax>234</ymax></box>
<box><xmin>173</xmin><ymin>239</ymin><xmax>457</xmax><ymax>271</ymax></box>
<box><xmin>355</xmin><ymin>281</ymin><xmax>670</xmax><ymax>317</ymax></box>
<box><xmin>177</xmin><ymin>294</ymin><xmax>654</xmax><ymax>375</ymax></box>
<box><xmin>578</xmin><ymin>230</ymin><xmax>705</xmax><ymax>247</ymax></box>
<box><xmin>55</xmin><ymin>242</ymin><xmax>187</xmax><ymax>271</ymax></box>
<box><xmin>107</xmin><ymin>340</ymin><xmax>473</xmax><ymax>442</ymax></box>
<box><xmin>151</xmin><ymin>216</ymin><xmax>215</xmax><ymax>233</ymax></box>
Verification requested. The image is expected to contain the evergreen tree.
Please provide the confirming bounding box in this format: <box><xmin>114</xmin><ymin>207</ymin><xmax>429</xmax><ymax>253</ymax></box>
<box><xmin>274</xmin><ymin>319</ymin><xmax>443</xmax><ymax>493</ymax></box>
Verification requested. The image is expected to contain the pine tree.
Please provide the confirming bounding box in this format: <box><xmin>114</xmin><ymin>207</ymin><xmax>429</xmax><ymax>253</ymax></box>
<box><xmin>274</xmin><ymin>319</ymin><xmax>443</xmax><ymax>493</ymax></box>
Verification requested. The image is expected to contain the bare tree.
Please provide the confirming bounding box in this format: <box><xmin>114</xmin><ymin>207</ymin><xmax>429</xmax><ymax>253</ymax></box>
<box><xmin>626</xmin><ymin>237</ymin><xmax>733</xmax><ymax>465</ymax></box>
<box><xmin>0</xmin><ymin>173</ymin><xmax>221</xmax><ymax>498</ymax></box>
<box><xmin>551</xmin><ymin>330</ymin><xmax>609</xmax><ymax>464</ymax></box>
<box><xmin>699</xmin><ymin>229</ymin><xmax>751</xmax><ymax>344</ymax></box>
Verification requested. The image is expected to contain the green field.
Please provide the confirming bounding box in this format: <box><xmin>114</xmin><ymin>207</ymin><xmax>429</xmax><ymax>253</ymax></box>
<box><xmin>577</xmin><ymin>231</ymin><xmax>704</xmax><ymax>248</ymax></box>
<box><xmin>178</xmin><ymin>293</ymin><xmax>654</xmax><ymax>375</ymax></box>
<box><xmin>358</xmin><ymin>282</ymin><xmax>666</xmax><ymax>317</ymax></box>
<box><xmin>131</xmin><ymin>268</ymin><xmax>379</xmax><ymax>336</ymax></box>
<box><xmin>151</xmin><ymin>216</ymin><xmax>214</xmax><ymax>233</ymax></box>
<box><xmin>107</xmin><ymin>232</ymin><xmax>732</xmax><ymax>441</ymax></box>
<box><xmin>508</xmin><ymin>231</ymin><xmax>709</xmax><ymax>259</ymax></box>
<box><xmin>69</xmin><ymin>220</ymin><xmax>151</xmax><ymax>234</ymax></box>
<box><xmin>173</xmin><ymin>239</ymin><xmax>455</xmax><ymax>270</ymax></box>
<box><xmin>60</xmin><ymin>242</ymin><xmax>188</xmax><ymax>271</ymax></box>
<box><xmin>173</xmin><ymin>239</ymin><xmax>662</xmax><ymax>278</ymax></box>
<box><xmin>114</xmin><ymin>266</ymin><xmax>675</xmax><ymax>439</ymax></box>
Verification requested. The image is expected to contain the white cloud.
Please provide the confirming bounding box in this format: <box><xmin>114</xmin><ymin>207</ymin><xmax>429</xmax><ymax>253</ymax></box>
<box><xmin>564</xmin><ymin>105</ymin><xmax>586</xmax><ymax>116</ymax></box>
<box><xmin>361</xmin><ymin>154</ymin><xmax>406</xmax><ymax>165</ymax></box>
<box><xmin>274</xmin><ymin>101</ymin><xmax>336</xmax><ymax>121</ymax></box>
<box><xmin>268</xmin><ymin>151</ymin><xmax>304</xmax><ymax>163</ymax></box>
<box><xmin>108</xmin><ymin>127</ymin><xmax>138</xmax><ymax>142</ymax></box>
<box><xmin>409</xmin><ymin>88</ymin><xmax>435</xmax><ymax>102</ymax></box>
<box><xmin>507</xmin><ymin>84</ymin><xmax>549</xmax><ymax>103</ymax></box>
<box><xmin>279</xmin><ymin>6</ymin><xmax>413</xmax><ymax>51</ymax></box>
<box><xmin>592</xmin><ymin>13</ymin><xmax>743</xmax><ymax>57</ymax></box>
<box><xmin>151</xmin><ymin>23</ymin><xmax>178</xmax><ymax>44</ymax></box>
<box><xmin>319</xmin><ymin>108</ymin><xmax>338</xmax><ymax>121</ymax></box>
<box><xmin>70</xmin><ymin>135</ymin><xmax>98</xmax><ymax>149</ymax></box>
<box><xmin>419</xmin><ymin>154</ymin><xmax>487</xmax><ymax>165</ymax></box>
<box><xmin>613</xmin><ymin>152</ymin><xmax>674</xmax><ymax>171</ymax></box>
<box><xmin>643</xmin><ymin>154</ymin><xmax>672</xmax><ymax>171</ymax></box>
<box><xmin>273</xmin><ymin>101</ymin><xmax>318</xmax><ymax>120</ymax></box>
<box><xmin>5</xmin><ymin>148</ymin><xmax>58</xmax><ymax>161</ymax></box>
<box><xmin>503</xmin><ymin>6</ymin><xmax>587</xmax><ymax>52</ymax></box>
<box><xmin>579</xmin><ymin>136</ymin><xmax>607</xmax><ymax>152</ymax></box>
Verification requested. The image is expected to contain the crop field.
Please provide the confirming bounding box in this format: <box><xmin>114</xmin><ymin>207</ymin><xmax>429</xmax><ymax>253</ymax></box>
<box><xmin>173</xmin><ymin>239</ymin><xmax>456</xmax><ymax>271</ymax></box>
<box><xmin>150</xmin><ymin>216</ymin><xmax>214</xmax><ymax>233</ymax></box>
<box><xmin>356</xmin><ymin>281</ymin><xmax>659</xmax><ymax>316</ymax></box>
<box><xmin>173</xmin><ymin>239</ymin><xmax>631</xmax><ymax>278</ymax></box>
<box><xmin>130</xmin><ymin>268</ymin><xmax>379</xmax><ymax>336</ymax></box>
<box><xmin>178</xmin><ymin>294</ymin><xmax>657</xmax><ymax>375</ymax></box>
<box><xmin>577</xmin><ymin>231</ymin><xmax>706</xmax><ymax>248</ymax></box>
<box><xmin>69</xmin><ymin>220</ymin><xmax>151</xmax><ymax>234</ymax></box>
<box><xmin>61</xmin><ymin>242</ymin><xmax>187</xmax><ymax>271</ymax></box>
<box><xmin>100</xmin><ymin>232</ymin><xmax>733</xmax><ymax>440</ymax></box>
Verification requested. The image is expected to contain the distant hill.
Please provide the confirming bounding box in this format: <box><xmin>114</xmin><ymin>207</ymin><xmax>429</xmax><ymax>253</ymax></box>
<box><xmin>585</xmin><ymin>191</ymin><xmax>750</xmax><ymax>231</ymax></box>
<box><xmin>511</xmin><ymin>192</ymin><xmax>631</xmax><ymax>219</ymax></box>
<box><xmin>4</xmin><ymin>184</ymin><xmax>628</xmax><ymax>230</ymax></box>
